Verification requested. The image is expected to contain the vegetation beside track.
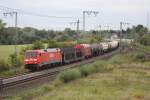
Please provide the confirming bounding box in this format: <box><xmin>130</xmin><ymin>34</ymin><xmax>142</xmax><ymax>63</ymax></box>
<box><xmin>6</xmin><ymin>49</ymin><xmax>150</xmax><ymax>100</ymax></box>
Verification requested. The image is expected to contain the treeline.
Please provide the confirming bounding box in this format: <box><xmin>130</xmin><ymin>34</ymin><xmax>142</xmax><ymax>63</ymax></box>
<box><xmin>0</xmin><ymin>27</ymin><xmax>79</xmax><ymax>45</ymax></box>
<box><xmin>0</xmin><ymin>19</ymin><xmax>104</xmax><ymax>45</ymax></box>
<box><xmin>0</xmin><ymin>19</ymin><xmax>80</xmax><ymax>45</ymax></box>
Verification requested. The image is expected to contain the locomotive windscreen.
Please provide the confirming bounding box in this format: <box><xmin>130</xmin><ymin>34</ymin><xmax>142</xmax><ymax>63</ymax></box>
<box><xmin>25</xmin><ymin>52</ymin><xmax>38</xmax><ymax>58</ymax></box>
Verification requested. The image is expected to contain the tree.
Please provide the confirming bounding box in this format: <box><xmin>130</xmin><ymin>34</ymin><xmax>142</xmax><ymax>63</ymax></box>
<box><xmin>0</xmin><ymin>19</ymin><xmax>6</xmax><ymax>44</ymax></box>
<box><xmin>0</xmin><ymin>19</ymin><xmax>6</xmax><ymax>32</ymax></box>
<box><xmin>47</xmin><ymin>39</ymin><xmax>59</xmax><ymax>48</ymax></box>
<box><xmin>140</xmin><ymin>34</ymin><xmax>150</xmax><ymax>46</ymax></box>
<box><xmin>32</xmin><ymin>41</ymin><xmax>44</xmax><ymax>50</ymax></box>
<box><xmin>135</xmin><ymin>25</ymin><xmax>148</xmax><ymax>37</ymax></box>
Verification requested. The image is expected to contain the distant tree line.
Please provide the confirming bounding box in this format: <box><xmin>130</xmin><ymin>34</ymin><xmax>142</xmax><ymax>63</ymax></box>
<box><xmin>0</xmin><ymin>19</ymin><xmax>79</xmax><ymax>45</ymax></box>
<box><xmin>0</xmin><ymin>19</ymin><xmax>149</xmax><ymax>46</ymax></box>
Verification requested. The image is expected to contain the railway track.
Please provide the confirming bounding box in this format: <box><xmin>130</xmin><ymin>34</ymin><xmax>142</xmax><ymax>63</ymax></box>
<box><xmin>0</xmin><ymin>47</ymin><xmax>121</xmax><ymax>98</ymax></box>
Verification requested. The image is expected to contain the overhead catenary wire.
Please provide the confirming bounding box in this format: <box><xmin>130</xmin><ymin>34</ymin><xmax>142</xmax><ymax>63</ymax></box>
<box><xmin>0</xmin><ymin>5</ymin><xmax>78</xmax><ymax>19</ymax></box>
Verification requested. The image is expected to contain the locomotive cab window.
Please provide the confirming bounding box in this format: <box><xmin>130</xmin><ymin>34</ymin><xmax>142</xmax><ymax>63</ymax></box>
<box><xmin>25</xmin><ymin>52</ymin><xmax>38</xmax><ymax>58</ymax></box>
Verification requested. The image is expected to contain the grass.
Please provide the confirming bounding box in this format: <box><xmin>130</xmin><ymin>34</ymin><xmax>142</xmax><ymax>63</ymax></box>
<box><xmin>0</xmin><ymin>44</ymin><xmax>29</xmax><ymax>60</ymax></box>
<box><xmin>0</xmin><ymin>67</ymin><xmax>28</xmax><ymax>77</ymax></box>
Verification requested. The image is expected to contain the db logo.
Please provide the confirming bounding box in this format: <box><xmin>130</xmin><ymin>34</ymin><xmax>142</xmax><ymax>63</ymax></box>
<box><xmin>50</xmin><ymin>54</ymin><xmax>54</xmax><ymax>58</ymax></box>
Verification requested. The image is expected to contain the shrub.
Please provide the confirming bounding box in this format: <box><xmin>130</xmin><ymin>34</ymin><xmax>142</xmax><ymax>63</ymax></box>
<box><xmin>94</xmin><ymin>61</ymin><xmax>109</xmax><ymax>72</ymax></box>
<box><xmin>0</xmin><ymin>59</ymin><xmax>9</xmax><ymax>72</ymax></box>
<box><xmin>140</xmin><ymin>34</ymin><xmax>150</xmax><ymax>46</ymax></box>
<box><xmin>32</xmin><ymin>40</ymin><xmax>44</xmax><ymax>50</ymax></box>
<box><xmin>58</xmin><ymin>69</ymin><xmax>81</xmax><ymax>83</ymax></box>
<box><xmin>79</xmin><ymin>61</ymin><xmax>109</xmax><ymax>77</ymax></box>
<box><xmin>57</xmin><ymin>61</ymin><xmax>113</xmax><ymax>83</ymax></box>
<box><xmin>9</xmin><ymin>53</ymin><xmax>22</xmax><ymax>68</ymax></box>
<box><xmin>20</xmin><ymin>45</ymin><xmax>32</xmax><ymax>56</ymax></box>
<box><xmin>47</xmin><ymin>39</ymin><xmax>59</xmax><ymax>48</ymax></box>
<box><xmin>134</xmin><ymin>53</ymin><xmax>145</xmax><ymax>62</ymax></box>
<box><xmin>79</xmin><ymin>65</ymin><xmax>96</xmax><ymax>77</ymax></box>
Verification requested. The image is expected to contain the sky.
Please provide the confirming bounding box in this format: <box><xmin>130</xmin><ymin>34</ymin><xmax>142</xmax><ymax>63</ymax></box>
<box><xmin>0</xmin><ymin>0</ymin><xmax>149</xmax><ymax>30</ymax></box>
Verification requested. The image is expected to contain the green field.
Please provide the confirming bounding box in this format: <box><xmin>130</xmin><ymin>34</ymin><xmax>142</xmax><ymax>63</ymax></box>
<box><xmin>0</xmin><ymin>45</ymin><xmax>30</xmax><ymax>60</ymax></box>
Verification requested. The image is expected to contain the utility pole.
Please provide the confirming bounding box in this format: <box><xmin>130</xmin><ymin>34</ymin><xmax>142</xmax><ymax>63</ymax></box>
<box><xmin>70</xmin><ymin>19</ymin><xmax>80</xmax><ymax>32</ymax></box>
<box><xmin>3</xmin><ymin>11</ymin><xmax>18</xmax><ymax>55</ymax></box>
<box><xmin>70</xmin><ymin>19</ymin><xmax>80</xmax><ymax>39</ymax></box>
<box><xmin>77</xmin><ymin>19</ymin><xmax>80</xmax><ymax>33</ymax></box>
<box><xmin>120</xmin><ymin>22</ymin><xmax>130</xmax><ymax>53</ymax></box>
<box><xmin>120</xmin><ymin>22</ymin><xmax>123</xmax><ymax>53</ymax></box>
<box><xmin>82</xmin><ymin>11</ymin><xmax>99</xmax><ymax>33</ymax></box>
<box><xmin>104</xmin><ymin>25</ymin><xmax>110</xmax><ymax>39</ymax></box>
<box><xmin>106</xmin><ymin>25</ymin><xmax>110</xmax><ymax>39</ymax></box>
<box><xmin>147</xmin><ymin>12</ymin><xmax>149</xmax><ymax>31</ymax></box>
<box><xmin>83</xmin><ymin>11</ymin><xmax>86</xmax><ymax>33</ymax></box>
<box><xmin>98</xmin><ymin>25</ymin><xmax>102</xmax><ymax>38</ymax></box>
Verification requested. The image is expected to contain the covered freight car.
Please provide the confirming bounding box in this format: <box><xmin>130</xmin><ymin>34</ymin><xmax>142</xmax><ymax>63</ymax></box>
<box><xmin>90</xmin><ymin>44</ymin><xmax>101</xmax><ymax>56</ymax></box>
<box><xmin>61</xmin><ymin>48</ymin><xmax>76</xmax><ymax>64</ymax></box>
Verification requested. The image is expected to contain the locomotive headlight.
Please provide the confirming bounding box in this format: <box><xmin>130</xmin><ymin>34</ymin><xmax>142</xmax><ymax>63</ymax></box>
<box><xmin>33</xmin><ymin>59</ymin><xmax>37</xmax><ymax>61</ymax></box>
<box><xmin>25</xmin><ymin>59</ymin><xmax>29</xmax><ymax>62</ymax></box>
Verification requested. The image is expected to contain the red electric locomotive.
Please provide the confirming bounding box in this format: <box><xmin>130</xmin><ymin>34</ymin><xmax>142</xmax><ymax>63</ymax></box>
<box><xmin>24</xmin><ymin>48</ymin><xmax>62</xmax><ymax>71</ymax></box>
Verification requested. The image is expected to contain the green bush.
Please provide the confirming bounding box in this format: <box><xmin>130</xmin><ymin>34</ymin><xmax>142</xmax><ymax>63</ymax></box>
<box><xmin>57</xmin><ymin>61</ymin><xmax>113</xmax><ymax>83</ymax></box>
<box><xmin>47</xmin><ymin>39</ymin><xmax>59</xmax><ymax>48</ymax></box>
<box><xmin>79</xmin><ymin>64</ymin><xmax>101</xmax><ymax>76</ymax></box>
<box><xmin>134</xmin><ymin>53</ymin><xmax>145</xmax><ymax>62</ymax></box>
<box><xmin>93</xmin><ymin>61</ymin><xmax>108</xmax><ymax>72</ymax></box>
<box><xmin>9</xmin><ymin>53</ymin><xmax>22</xmax><ymax>68</ymax></box>
<box><xmin>0</xmin><ymin>59</ymin><xmax>9</xmax><ymax>72</ymax></box>
<box><xmin>79</xmin><ymin>61</ymin><xmax>109</xmax><ymax>77</ymax></box>
<box><xmin>140</xmin><ymin>34</ymin><xmax>150</xmax><ymax>46</ymax></box>
<box><xmin>32</xmin><ymin>40</ymin><xmax>44</xmax><ymax>49</ymax></box>
<box><xmin>58</xmin><ymin>69</ymin><xmax>81</xmax><ymax>83</ymax></box>
<box><xmin>79</xmin><ymin>65</ymin><xmax>95</xmax><ymax>77</ymax></box>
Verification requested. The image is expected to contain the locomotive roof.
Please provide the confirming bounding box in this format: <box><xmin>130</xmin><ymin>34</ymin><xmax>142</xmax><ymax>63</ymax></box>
<box><xmin>26</xmin><ymin>50</ymin><xmax>42</xmax><ymax>53</ymax></box>
<box><xmin>46</xmin><ymin>48</ymin><xmax>61</xmax><ymax>52</ymax></box>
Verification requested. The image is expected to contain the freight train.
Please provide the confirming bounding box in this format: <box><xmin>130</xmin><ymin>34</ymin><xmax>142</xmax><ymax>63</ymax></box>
<box><xmin>24</xmin><ymin>40</ymin><xmax>119</xmax><ymax>71</ymax></box>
